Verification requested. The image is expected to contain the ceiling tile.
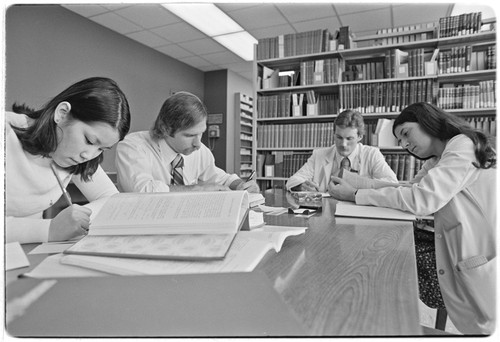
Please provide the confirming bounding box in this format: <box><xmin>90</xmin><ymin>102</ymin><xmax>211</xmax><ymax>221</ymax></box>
<box><xmin>155</xmin><ymin>44</ymin><xmax>193</xmax><ymax>59</ymax></box>
<box><xmin>126</xmin><ymin>30</ymin><xmax>170</xmax><ymax>48</ymax></box>
<box><xmin>226</xmin><ymin>4</ymin><xmax>288</xmax><ymax>30</ymax></box>
<box><xmin>197</xmin><ymin>65</ymin><xmax>224</xmax><ymax>72</ymax></box>
<box><xmin>276</xmin><ymin>3</ymin><xmax>336</xmax><ymax>23</ymax></box>
<box><xmin>115</xmin><ymin>4</ymin><xmax>180</xmax><ymax>29</ymax></box>
<box><xmin>248</xmin><ymin>24</ymin><xmax>296</xmax><ymax>40</ymax></box>
<box><xmin>339</xmin><ymin>8</ymin><xmax>392</xmax><ymax>33</ymax></box>
<box><xmin>392</xmin><ymin>4</ymin><xmax>452</xmax><ymax>28</ymax></box>
<box><xmin>216</xmin><ymin>3</ymin><xmax>261</xmax><ymax>13</ymax></box>
<box><xmin>200</xmin><ymin>51</ymin><xmax>242</xmax><ymax>65</ymax></box>
<box><xmin>178</xmin><ymin>38</ymin><xmax>226</xmax><ymax>55</ymax></box>
<box><xmin>152</xmin><ymin>22</ymin><xmax>205</xmax><ymax>43</ymax></box>
<box><xmin>62</xmin><ymin>4</ymin><xmax>109</xmax><ymax>17</ymax></box>
<box><xmin>89</xmin><ymin>12</ymin><xmax>142</xmax><ymax>34</ymax></box>
<box><xmin>101</xmin><ymin>4</ymin><xmax>131</xmax><ymax>12</ymax></box>
<box><xmin>178</xmin><ymin>55</ymin><xmax>215</xmax><ymax>68</ymax></box>
<box><xmin>333</xmin><ymin>3</ymin><xmax>391</xmax><ymax>15</ymax></box>
<box><xmin>292</xmin><ymin>16</ymin><xmax>342</xmax><ymax>34</ymax></box>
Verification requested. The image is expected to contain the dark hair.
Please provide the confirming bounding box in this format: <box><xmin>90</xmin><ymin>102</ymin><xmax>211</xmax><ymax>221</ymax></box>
<box><xmin>393</xmin><ymin>102</ymin><xmax>496</xmax><ymax>169</ymax></box>
<box><xmin>150</xmin><ymin>91</ymin><xmax>207</xmax><ymax>140</ymax></box>
<box><xmin>334</xmin><ymin>109</ymin><xmax>365</xmax><ymax>136</ymax></box>
<box><xmin>11</xmin><ymin>77</ymin><xmax>131</xmax><ymax>181</ymax></box>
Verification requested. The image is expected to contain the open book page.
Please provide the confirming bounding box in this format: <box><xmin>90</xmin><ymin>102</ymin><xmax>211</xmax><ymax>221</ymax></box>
<box><xmin>335</xmin><ymin>201</ymin><xmax>432</xmax><ymax>221</ymax></box>
<box><xmin>89</xmin><ymin>191</ymin><xmax>248</xmax><ymax>235</ymax></box>
<box><xmin>342</xmin><ymin>170</ymin><xmax>405</xmax><ymax>189</ymax></box>
<box><xmin>58</xmin><ymin>226</ymin><xmax>307</xmax><ymax>276</ymax></box>
<box><xmin>64</xmin><ymin>233</ymin><xmax>236</xmax><ymax>260</ymax></box>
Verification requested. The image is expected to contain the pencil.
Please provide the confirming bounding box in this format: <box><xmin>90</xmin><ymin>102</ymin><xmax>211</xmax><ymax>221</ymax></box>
<box><xmin>245</xmin><ymin>170</ymin><xmax>256</xmax><ymax>182</ymax></box>
<box><xmin>50</xmin><ymin>163</ymin><xmax>72</xmax><ymax>206</ymax></box>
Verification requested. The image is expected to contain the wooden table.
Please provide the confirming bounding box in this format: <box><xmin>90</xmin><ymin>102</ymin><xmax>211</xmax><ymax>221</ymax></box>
<box><xmin>5</xmin><ymin>189</ymin><xmax>423</xmax><ymax>336</ymax></box>
<box><xmin>254</xmin><ymin>189</ymin><xmax>422</xmax><ymax>336</ymax></box>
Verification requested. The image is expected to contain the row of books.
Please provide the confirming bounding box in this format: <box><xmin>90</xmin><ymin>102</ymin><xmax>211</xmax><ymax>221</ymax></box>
<box><xmin>257</xmin><ymin>122</ymin><xmax>336</xmax><ymax>148</ymax></box>
<box><xmin>438</xmin><ymin>45</ymin><xmax>496</xmax><ymax>74</ymax></box>
<box><xmin>438</xmin><ymin>12</ymin><xmax>483</xmax><ymax>38</ymax></box>
<box><xmin>463</xmin><ymin>116</ymin><xmax>496</xmax><ymax>137</ymax></box>
<box><xmin>257</xmin><ymin>93</ymin><xmax>339</xmax><ymax>118</ymax></box>
<box><xmin>256</xmin><ymin>12</ymin><xmax>491</xmax><ymax>61</ymax></box>
<box><xmin>438</xmin><ymin>80</ymin><xmax>496</xmax><ymax>109</ymax></box>
<box><xmin>256</xmin><ymin>152</ymin><xmax>312</xmax><ymax>178</ymax></box>
<box><xmin>339</xmin><ymin>79</ymin><xmax>437</xmax><ymax>114</ymax></box>
<box><xmin>300</xmin><ymin>58</ymin><xmax>343</xmax><ymax>85</ymax></box>
<box><xmin>374</xmin><ymin>22</ymin><xmax>436</xmax><ymax>46</ymax></box>
<box><xmin>256</xmin><ymin>29</ymin><xmax>334</xmax><ymax>60</ymax></box>
<box><xmin>256</xmin><ymin>114</ymin><xmax>495</xmax><ymax>151</ymax></box>
<box><xmin>383</xmin><ymin>153</ymin><xmax>423</xmax><ymax>181</ymax></box>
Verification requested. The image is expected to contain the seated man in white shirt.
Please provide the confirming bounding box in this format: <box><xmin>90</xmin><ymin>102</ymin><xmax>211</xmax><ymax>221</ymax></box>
<box><xmin>286</xmin><ymin>109</ymin><xmax>398</xmax><ymax>192</ymax></box>
<box><xmin>116</xmin><ymin>91</ymin><xmax>259</xmax><ymax>193</ymax></box>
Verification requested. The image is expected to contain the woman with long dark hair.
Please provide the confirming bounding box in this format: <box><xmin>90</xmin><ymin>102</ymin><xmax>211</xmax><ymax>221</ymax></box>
<box><xmin>328</xmin><ymin>102</ymin><xmax>496</xmax><ymax>335</ymax></box>
<box><xmin>6</xmin><ymin>77</ymin><xmax>131</xmax><ymax>243</ymax></box>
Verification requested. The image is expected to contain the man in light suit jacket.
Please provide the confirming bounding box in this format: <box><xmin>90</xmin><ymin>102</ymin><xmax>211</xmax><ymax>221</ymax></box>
<box><xmin>286</xmin><ymin>110</ymin><xmax>398</xmax><ymax>192</ymax></box>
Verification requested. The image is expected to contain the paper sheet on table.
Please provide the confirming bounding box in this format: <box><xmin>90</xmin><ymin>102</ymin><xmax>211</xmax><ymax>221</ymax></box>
<box><xmin>335</xmin><ymin>201</ymin><xmax>429</xmax><ymax>221</ymax></box>
<box><xmin>256</xmin><ymin>205</ymin><xmax>288</xmax><ymax>215</ymax></box>
<box><xmin>5</xmin><ymin>242</ymin><xmax>30</xmax><ymax>271</ymax></box>
<box><xmin>22</xmin><ymin>254</ymin><xmax>108</xmax><ymax>278</ymax></box>
<box><xmin>29</xmin><ymin>241</ymin><xmax>79</xmax><ymax>255</ymax></box>
<box><xmin>24</xmin><ymin>226</ymin><xmax>306</xmax><ymax>278</ymax></box>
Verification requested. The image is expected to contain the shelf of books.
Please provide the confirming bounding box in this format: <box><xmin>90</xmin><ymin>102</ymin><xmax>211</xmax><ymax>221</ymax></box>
<box><xmin>253</xmin><ymin>12</ymin><xmax>496</xmax><ymax>189</ymax></box>
<box><xmin>235</xmin><ymin>92</ymin><xmax>254</xmax><ymax>179</ymax></box>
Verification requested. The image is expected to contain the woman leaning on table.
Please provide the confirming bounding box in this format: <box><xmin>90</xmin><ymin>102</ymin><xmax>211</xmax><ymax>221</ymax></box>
<box><xmin>328</xmin><ymin>102</ymin><xmax>496</xmax><ymax>335</ymax></box>
<box><xmin>5</xmin><ymin>77</ymin><xmax>131</xmax><ymax>244</ymax></box>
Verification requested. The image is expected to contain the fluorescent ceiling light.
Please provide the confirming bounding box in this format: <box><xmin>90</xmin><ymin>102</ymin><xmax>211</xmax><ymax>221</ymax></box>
<box><xmin>162</xmin><ymin>3</ymin><xmax>257</xmax><ymax>61</ymax></box>
<box><xmin>213</xmin><ymin>31</ymin><xmax>258</xmax><ymax>61</ymax></box>
<box><xmin>162</xmin><ymin>3</ymin><xmax>243</xmax><ymax>37</ymax></box>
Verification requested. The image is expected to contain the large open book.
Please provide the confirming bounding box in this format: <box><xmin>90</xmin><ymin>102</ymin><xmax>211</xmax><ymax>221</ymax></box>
<box><xmin>64</xmin><ymin>191</ymin><xmax>249</xmax><ymax>260</ymax></box>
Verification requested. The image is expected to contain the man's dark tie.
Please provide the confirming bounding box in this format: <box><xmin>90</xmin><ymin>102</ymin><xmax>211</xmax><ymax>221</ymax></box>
<box><xmin>171</xmin><ymin>154</ymin><xmax>185</xmax><ymax>185</ymax></box>
<box><xmin>337</xmin><ymin>157</ymin><xmax>351</xmax><ymax>177</ymax></box>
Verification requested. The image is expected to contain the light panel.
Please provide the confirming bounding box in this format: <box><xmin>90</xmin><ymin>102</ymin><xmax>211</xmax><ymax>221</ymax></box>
<box><xmin>162</xmin><ymin>3</ymin><xmax>257</xmax><ymax>61</ymax></box>
<box><xmin>213</xmin><ymin>31</ymin><xmax>258</xmax><ymax>61</ymax></box>
<box><xmin>162</xmin><ymin>3</ymin><xmax>243</xmax><ymax>37</ymax></box>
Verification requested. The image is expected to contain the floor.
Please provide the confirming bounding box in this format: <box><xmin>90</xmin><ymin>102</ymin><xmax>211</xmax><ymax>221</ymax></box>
<box><xmin>418</xmin><ymin>300</ymin><xmax>461</xmax><ymax>335</ymax></box>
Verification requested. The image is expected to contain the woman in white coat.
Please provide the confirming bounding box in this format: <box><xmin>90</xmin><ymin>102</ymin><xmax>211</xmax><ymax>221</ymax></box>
<box><xmin>328</xmin><ymin>102</ymin><xmax>496</xmax><ymax>335</ymax></box>
<box><xmin>5</xmin><ymin>77</ymin><xmax>131</xmax><ymax>243</ymax></box>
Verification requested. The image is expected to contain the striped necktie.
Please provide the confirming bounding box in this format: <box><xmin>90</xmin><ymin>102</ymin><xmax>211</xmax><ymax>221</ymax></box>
<box><xmin>171</xmin><ymin>154</ymin><xmax>185</xmax><ymax>185</ymax></box>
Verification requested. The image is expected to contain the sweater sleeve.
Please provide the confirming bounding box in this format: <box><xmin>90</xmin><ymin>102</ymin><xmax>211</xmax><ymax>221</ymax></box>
<box><xmin>5</xmin><ymin>216</ymin><xmax>51</xmax><ymax>244</ymax></box>
<box><xmin>356</xmin><ymin>136</ymin><xmax>479</xmax><ymax>216</ymax></box>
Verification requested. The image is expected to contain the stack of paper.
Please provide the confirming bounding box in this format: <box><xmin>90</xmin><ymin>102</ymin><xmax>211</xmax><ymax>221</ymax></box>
<box><xmin>23</xmin><ymin>226</ymin><xmax>307</xmax><ymax>279</ymax></box>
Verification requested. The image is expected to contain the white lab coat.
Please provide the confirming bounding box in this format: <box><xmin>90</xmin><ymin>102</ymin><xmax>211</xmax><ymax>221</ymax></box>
<box><xmin>286</xmin><ymin>143</ymin><xmax>398</xmax><ymax>192</ymax></box>
<box><xmin>357</xmin><ymin>134</ymin><xmax>496</xmax><ymax>335</ymax></box>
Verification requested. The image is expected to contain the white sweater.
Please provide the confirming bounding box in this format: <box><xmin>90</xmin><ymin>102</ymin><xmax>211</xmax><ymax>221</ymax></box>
<box><xmin>5</xmin><ymin>112</ymin><xmax>118</xmax><ymax>243</ymax></box>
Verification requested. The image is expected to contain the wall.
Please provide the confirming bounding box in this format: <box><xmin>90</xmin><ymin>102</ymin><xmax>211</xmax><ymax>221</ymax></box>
<box><xmin>4</xmin><ymin>5</ymin><xmax>205</xmax><ymax>172</ymax></box>
<box><xmin>202</xmin><ymin>70</ymin><xmax>253</xmax><ymax>173</ymax></box>
<box><xmin>202</xmin><ymin>70</ymin><xmax>228</xmax><ymax>170</ymax></box>
<box><xmin>226</xmin><ymin>70</ymin><xmax>254</xmax><ymax>173</ymax></box>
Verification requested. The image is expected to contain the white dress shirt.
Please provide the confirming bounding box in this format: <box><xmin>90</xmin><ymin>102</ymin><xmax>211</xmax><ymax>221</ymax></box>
<box><xmin>356</xmin><ymin>134</ymin><xmax>496</xmax><ymax>334</ymax></box>
<box><xmin>5</xmin><ymin>112</ymin><xmax>118</xmax><ymax>244</ymax></box>
<box><xmin>115</xmin><ymin>131</ymin><xmax>240</xmax><ymax>193</ymax></box>
<box><xmin>286</xmin><ymin>143</ymin><xmax>398</xmax><ymax>192</ymax></box>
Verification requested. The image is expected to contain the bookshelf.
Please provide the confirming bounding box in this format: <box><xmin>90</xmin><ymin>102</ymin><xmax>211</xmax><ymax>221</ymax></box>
<box><xmin>234</xmin><ymin>92</ymin><xmax>254</xmax><ymax>179</ymax></box>
<box><xmin>253</xmin><ymin>14</ymin><xmax>496</xmax><ymax>189</ymax></box>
